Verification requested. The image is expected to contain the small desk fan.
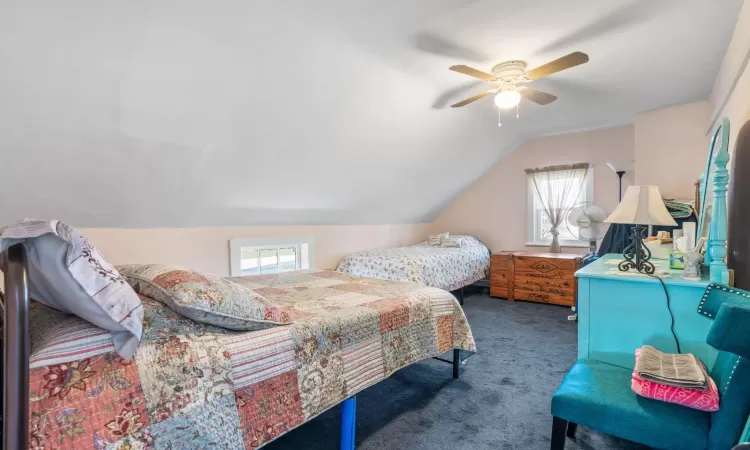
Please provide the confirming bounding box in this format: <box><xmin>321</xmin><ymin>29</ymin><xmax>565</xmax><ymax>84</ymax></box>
<box><xmin>565</xmin><ymin>202</ymin><xmax>609</xmax><ymax>256</ymax></box>
<box><xmin>565</xmin><ymin>202</ymin><xmax>609</xmax><ymax>321</ymax></box>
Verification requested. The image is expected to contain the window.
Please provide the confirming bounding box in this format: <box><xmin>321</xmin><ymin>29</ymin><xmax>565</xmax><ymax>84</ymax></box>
<box><xmin>229</xmin><ymin>237</ymin><xmax>313</xmax><ymax>276</ymax></box>
<box><xmin>527</xmin><ymin>169</ymin><xmax>594</xmax><ymax>247</ymax></box>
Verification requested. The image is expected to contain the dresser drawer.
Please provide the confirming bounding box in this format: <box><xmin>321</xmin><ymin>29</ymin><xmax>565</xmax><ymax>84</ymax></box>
<box><xmin>490</xmin><ymin>271</ymin><xmax>510</xmax><ymax>284</ymax></box>
<box><xmin>513</xmin><ymin>277</ymin><xmax>576</xmax><ymax>306</ymax></box>
<box><xmin>489</xmin><ymin>253</ymin><xmax>515</xmax><ymax>300</ymax></box>
<box><xmin>513</xmin><ymin>255</ymin><xmax>579</xmax><ymax>272</ymax></box>
<box><xmin>491</xmin><ymin>254</ymin><xmax>511</xmax><ymax>270</ymax></box>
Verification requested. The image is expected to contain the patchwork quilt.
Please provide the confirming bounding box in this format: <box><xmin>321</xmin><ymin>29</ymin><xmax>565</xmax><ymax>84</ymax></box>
<box><xmin>336</xmin><ymin>236</ymin><xmax>490</xmax><ymax>291</ymax></box>
<box><xmin>27</xmin><ymin>270</ymin><xmax>475</xmax><ymax>449</ymax></box>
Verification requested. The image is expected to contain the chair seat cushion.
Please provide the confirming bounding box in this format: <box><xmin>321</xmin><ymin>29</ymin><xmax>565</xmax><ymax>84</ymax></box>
<box><xmin>552</xmin><ymin>360</ymin><xmax>710</xmax><ymax>450</ymax></box>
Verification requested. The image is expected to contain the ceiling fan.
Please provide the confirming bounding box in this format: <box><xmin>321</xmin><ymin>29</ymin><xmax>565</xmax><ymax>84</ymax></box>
<box><xmin>448</xmin><ymin>52</ymin><xmax>589</xmax><ymax>112</ymax></box>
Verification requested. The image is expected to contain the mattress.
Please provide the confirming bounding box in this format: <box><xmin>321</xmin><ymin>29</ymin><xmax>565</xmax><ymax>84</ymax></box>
<box><xmin>336</xmin><ymin>235</ymin><xmax>491</xmax><ymax>291</ymax></box>
<box><xmin>27</xmin><ymin>269</ymin><xmax>475</xmax><ymax>449</ymax></box>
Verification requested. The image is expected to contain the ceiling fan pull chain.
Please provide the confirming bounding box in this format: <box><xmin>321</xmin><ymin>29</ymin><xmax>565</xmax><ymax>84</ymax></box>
<box><xmin>498</xmin><ymin>109</ymin><xmax>502</xmax><ymax>127</ymax></box>
<box><xmin>516</xmin><ymin>102</ymin><xmax>520</xmax><ymax>119</ymax></box>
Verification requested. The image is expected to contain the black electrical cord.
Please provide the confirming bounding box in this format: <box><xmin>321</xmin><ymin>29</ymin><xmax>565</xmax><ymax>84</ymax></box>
<box><xmin>648</xmin><ymin>273</ymin><xmax>681</xmax><ymax>353</ymax></box>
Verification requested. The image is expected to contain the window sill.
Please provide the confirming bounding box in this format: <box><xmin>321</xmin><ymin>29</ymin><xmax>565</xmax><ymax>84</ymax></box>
<box><xmin>525</xmin><ymin>242</ymin><xmax>590</xmax><ymax>248</ymax></box>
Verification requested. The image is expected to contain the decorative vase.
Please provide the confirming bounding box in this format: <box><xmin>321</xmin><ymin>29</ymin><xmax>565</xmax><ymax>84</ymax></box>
<box><xmin>681</xmin><ymin>251</ymin><xmax>703</xmax><ymax>280</ymax></box>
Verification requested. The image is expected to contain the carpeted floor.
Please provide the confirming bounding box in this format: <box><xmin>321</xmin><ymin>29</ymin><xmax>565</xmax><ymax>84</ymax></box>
<box><xmin>265</xmin><ymin>293</ymin><xmax>648</xmax><ymax>450</ymax></box>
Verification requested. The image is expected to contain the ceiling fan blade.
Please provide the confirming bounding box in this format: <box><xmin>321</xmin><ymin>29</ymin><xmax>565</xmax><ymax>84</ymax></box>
<box><xmin>432</xmin><ymin>80</ymin><xmax>485</xmax><ymax>109</ymax></box>
<box><xmin>526</xmin><ymin>52</ymin><xmax>589</xmax><ymax>80</ymax></box>
<box><xmin>520</xmin><ymin>87</ymin><xmax>558</xmax><ymax>105</ymax></box>
<box><xmin>451</xmin><ymin>90</ymin><xmax>496</xmax><ymax>108</ymax></box>
<box><xmin>449</xmin><ymin>65</ymin><xmax>498</xmax><ymax>82</ymax></box>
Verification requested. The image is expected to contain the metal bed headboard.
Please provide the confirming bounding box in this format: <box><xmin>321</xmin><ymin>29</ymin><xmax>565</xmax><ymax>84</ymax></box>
<box><xmin>2</xmin><ymin>243</ymin><xmax>30</xmax><ymax>450</ymax></box>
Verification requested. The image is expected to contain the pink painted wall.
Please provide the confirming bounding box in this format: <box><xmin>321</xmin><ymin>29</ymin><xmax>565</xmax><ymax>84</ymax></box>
<box><xmin>80</xmin><ymin>224</ymin><xmax>430</xmax><ymax>276</ymax></box>
<box><xmin>634</xmin><ymin>101</ymin><xmax>710</xmax><ymax>200</ymax></box>
<box><xmin>709</xmin><ymin>0</ymin><xmax>750</xmax><ymax>147</ymax></box>
<box><xmin>428</xmin><ymin>125</ymin><xmax>635</xmax><ymax>254</ymax></box>
<box><xmin>721</xmin><ymin>62</ymin><xmax>750</xmax><ymax>150</ymax></box>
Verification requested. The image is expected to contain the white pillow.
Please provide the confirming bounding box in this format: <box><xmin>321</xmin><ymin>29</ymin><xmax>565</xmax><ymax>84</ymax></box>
<box><xmin>0</xmin><ymin>220</ymin><xmax>143</xmax><ymax>359</ymax></box>
<box><xmin>441</xmin><ymin>236</ymin><xmax>463</xmax><ymax>248</ymax></box>
<box><xmin>428</xmin><ymin>232</ymin><xmax>449</xmax><ymax>246</ymax></box>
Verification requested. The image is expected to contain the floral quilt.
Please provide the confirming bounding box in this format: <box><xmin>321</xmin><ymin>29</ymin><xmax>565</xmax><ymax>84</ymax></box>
<box><xmin>27</xmin><ymin>270</ymin><xmax>475</xmax><ymax>449</ymax></box>
<box><xmin>336</xmin><ymin>235</ymin><xmax>490</xmax><ymax>291</ymax></box>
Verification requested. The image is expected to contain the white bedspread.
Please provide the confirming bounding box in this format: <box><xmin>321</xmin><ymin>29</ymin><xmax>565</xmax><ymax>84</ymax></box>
<box><xmin>336</xmin><ymin>235</ymin><xmax>490</xmax><ymax>291</ymax></box>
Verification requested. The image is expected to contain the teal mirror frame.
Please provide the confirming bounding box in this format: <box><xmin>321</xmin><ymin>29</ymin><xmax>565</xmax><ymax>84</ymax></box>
<box><xmin>698</xmin><ymin>118</ymin><xmax>729</xmax><ymax>240</ymax></box>
<box><xmin>698</xmin><ymin>117</ymin><xmax>730</xmax><ymax>282</ymax></box>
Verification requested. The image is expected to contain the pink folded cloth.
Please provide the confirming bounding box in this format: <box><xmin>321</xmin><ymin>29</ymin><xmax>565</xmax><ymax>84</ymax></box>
<box><xmin>631</xmin><ymin>349</ymin><xmax>720</xmax><ymax>412</ymax></box>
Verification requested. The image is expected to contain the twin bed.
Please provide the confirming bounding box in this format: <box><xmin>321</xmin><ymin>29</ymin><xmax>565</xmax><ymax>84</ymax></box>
<box><xmin>3</xmin><ymin>235</ymin><xmax>480</xmax><ymax>449</ymax></box>
<box><xmin>337</xmin><ymin>235</ymin><xmax>491</xmax><ymax>303</ymax></box>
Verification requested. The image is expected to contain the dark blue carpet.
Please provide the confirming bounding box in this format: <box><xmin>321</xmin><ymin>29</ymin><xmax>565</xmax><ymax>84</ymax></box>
<box><xmin>265</xmin><ymin>294</ymin><xmax>647</xmax><ymax>449</ymax></box>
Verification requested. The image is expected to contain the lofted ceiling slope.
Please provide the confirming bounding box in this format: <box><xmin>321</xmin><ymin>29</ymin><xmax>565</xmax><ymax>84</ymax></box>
<box><xmin>0</xmin><ymin>0</ymin><xmax>743</xmax><ymax>227</ymax></box>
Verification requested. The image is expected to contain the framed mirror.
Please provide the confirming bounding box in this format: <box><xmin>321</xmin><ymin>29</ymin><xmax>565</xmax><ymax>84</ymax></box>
<box><xmin>696</xmin><ymin>117</ymin><xmax>730</xmax><ymax>266</ymax></box>
<box><xmin>696</xmin><ymin>118</ymin><xmax>729</xmax><ymax>283</ymax></box>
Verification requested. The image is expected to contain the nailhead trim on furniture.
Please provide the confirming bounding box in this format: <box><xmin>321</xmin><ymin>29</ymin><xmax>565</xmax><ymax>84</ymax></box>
<box><xmin>724</xmin><ymin>357</ymin><xmax>740</xmax><ymax>393</ymax></box>
<box><xmin>696</xmin><ymin>283</ymin><xmax>750</xmax><ymax>317</ymax></box>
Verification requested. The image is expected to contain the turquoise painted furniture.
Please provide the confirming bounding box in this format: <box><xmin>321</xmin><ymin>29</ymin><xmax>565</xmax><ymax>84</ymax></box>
<box><xmin>576</xmin><ymin>255</ymin><xmax>717</xmax><ymax>370</ymax></box>
<box><xmin>572</xmin><ymin>117</ymin><xmax>732</xmax><ymax>372</ymax></box>
<box><xmin>550</xmin><ymin>287</ymin><xmax>750</xmax><ymax>449</ymax></box>
<box><xmin>698</xmin><ymin>117</ymin><xmax>731</xmax><ymax>283</ymax></box>
<box><xmin>548</xmin><ymin>117</ymin><xmax>746</xmax><ymax>449</ymax></box>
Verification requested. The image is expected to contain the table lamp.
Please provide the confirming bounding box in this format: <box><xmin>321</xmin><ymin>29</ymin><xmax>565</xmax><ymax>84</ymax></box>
<box><xmin>605</xmin><ymin>185</ymin><xmax>677</xmax><ymax>274</ymax></box>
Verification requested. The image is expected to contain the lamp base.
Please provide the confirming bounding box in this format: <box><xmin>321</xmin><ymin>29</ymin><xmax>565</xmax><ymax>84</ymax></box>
<box><xmin>618</xmin><ymin>225</ymin><xmax>655</xmax><ymax>274</ymax></box>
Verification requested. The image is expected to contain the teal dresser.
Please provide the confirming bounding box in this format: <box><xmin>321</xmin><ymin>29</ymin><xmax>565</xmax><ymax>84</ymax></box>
<box><xmin>576</xmin><ymin>254</ymin><xmax>717</xmax><ymax>370</ymax></box>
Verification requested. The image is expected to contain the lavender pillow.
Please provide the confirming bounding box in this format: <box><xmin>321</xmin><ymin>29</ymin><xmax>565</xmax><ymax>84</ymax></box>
<box><xmin>0</xmin><ymin>220</ymin><xmax>142</xmax><ymax>358</ymax></box>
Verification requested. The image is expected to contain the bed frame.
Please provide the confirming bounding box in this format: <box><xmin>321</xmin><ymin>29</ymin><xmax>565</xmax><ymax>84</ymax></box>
<box><xmin>0</xmin><ymin>243</ymin><xmax>465</xmax><ymax>450</ymax></box>
<box><xmin>3</xmin><ymin>244</ymin><xmax>29</xmax><ymax>450</ymax></box>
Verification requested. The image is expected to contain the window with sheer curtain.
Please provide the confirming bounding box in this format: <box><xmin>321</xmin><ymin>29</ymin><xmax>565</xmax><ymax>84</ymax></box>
<box><xmin>526</xmin><ymin>166</ymin><xmax>593</xmax><ymax>248</ymax></box>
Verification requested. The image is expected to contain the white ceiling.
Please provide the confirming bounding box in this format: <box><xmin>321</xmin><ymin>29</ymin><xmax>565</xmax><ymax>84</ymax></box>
<box><xmin>0</xmin><ymin>0</ymin><xmax>743</xmax><ymax>227</ymax></box>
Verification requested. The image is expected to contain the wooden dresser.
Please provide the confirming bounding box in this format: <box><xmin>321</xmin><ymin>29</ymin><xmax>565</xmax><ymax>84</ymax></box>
<box><xmin>490</xmin><ymin>252</ymin><xmax>581</xmax><ymax>306</ymax></box>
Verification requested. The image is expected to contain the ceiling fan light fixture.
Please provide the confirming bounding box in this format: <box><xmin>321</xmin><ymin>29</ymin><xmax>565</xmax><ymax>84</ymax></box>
<box><xmin>494</xmin><ymin>90</ymin><xmax>521</xmax><ymax>109</ymax></box>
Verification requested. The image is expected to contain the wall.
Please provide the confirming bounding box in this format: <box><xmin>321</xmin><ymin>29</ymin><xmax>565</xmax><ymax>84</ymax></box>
<box><xmin>709</xmin><ymin>0</ymin><xmax>750</xmax><ymax>140</ymax></box>
<box><xmin>634</xmin><ymin>101</ymin><xmax>710</xmax><ymax>200</ymax></box>
<box><xmin>720</xmin><ymin>58</ymin><xmax>750</xmax><ymax>151</ymax></box>
<box><xmin>428</xmin><ymin>125</ymin><xmax>635</xmax><ymax>253</ymax></box>
<box><xmin>80</xmin><ymin>224</ymin><xmax>430</xmax><ymax>276</ymax></box>
<box><xmin>711</xmin><ymin>0</ymin><xmax>750</xmax><ymax>152</ymax></box>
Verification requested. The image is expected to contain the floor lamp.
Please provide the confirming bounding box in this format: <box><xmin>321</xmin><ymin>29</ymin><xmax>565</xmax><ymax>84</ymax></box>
<box><xmin>607</xmin><ymin>161</ymin><xmax>633</xmax><ymax>201</ymax></box>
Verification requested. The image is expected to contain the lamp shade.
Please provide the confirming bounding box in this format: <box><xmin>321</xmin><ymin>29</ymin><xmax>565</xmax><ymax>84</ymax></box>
<box><xmin>606</xmin><ymin>161</ymin><xmax>634</xmax><ymax>173</ymax></box>
<box><xmin>604</xmin><ymin>185</ymin><xmax>677</xmax><ymax>226</ymax></box>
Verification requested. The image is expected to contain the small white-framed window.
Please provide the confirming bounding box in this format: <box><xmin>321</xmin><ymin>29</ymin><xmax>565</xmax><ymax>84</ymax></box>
<box><xmin>526</xmin><ymin>168</ymin><xmax>594</xmax><ymax>247</ymax></box>
<box><xmin>229</xmin><ymin>237</ymin><xmax>313</xmax><ymax>276</ymax></box>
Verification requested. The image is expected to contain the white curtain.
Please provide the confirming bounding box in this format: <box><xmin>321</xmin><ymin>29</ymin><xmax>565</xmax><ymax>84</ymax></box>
<box><xmin>526</xmin><ymin>163</ymin><xmax>590</xmax><ymax>253</ymax></box>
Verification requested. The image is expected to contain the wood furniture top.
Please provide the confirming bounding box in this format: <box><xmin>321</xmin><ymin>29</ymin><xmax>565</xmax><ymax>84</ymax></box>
<box><xmin>517</xmin><ymin>252</ymin><xmax>582</xmax><ymax>260</ymax></box>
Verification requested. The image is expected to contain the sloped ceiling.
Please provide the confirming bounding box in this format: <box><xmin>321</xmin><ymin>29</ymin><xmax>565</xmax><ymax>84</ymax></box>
<box><xmin>0</xmin><ymin>0</ymin><xmax>743</xmax><ymax>227</ymax></box>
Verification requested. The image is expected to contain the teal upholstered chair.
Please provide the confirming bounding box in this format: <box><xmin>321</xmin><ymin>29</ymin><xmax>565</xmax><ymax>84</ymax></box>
<box><xmin>550</xmin><ymin>284</ymin><xmax>750</xmax><ymax>450</ymax></box>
